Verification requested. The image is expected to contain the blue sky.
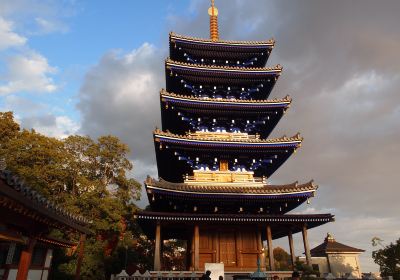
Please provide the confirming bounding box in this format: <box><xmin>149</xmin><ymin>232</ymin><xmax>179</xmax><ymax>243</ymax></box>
<box><xmin>1</xmin><ymin>0</ymin><xmax>400</xmax><ymax>273</ymax></box>
<box><xmin>1</xmin><ymin>0</ymin><xmax>193</xmax><ymax>130</ymax></box>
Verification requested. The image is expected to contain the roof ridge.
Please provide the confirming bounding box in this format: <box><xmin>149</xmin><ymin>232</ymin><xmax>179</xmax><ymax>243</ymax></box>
<box><xmin>160</xmin><ymin>89</ymin><xmax>292</xmax><ymax>104</ymax></box>
<box><xmin>154</xmin><ymin>129</ymin><xmax>303</xmax><ymax>143</ymax></box>
<box><xmin>169</xmin><ymin>32</ymin><xmax>275</xmax><ymax>46</ymax></box>
<box><xmin>0</xmin><ymin>169</ymin><xmax>90</xmax><ymax>225</ymax></box>
<box><xmin>166</xmin><ymin>58</ymin><xmax>282</xmax><ymax>72</ymax></box>
<box><xmin>145</xmin><ymin>177</ymin><xmax>317</xmax><ymax>194</ymax></box>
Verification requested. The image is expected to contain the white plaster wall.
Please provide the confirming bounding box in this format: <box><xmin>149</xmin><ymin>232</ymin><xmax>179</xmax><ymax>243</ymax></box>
<box><xmin>298</xmin><ymin>257</ymin><xmax>330</xmax><ymax>274</ymax></box>
<box><xmin>41</xmin><ymin>270</ymin><xmax>49</xmax><ymax>280</ymax></box>
<box><xmin>328</xmin><ymin>253</ymin><xmax>362</xmax><ymax>278</ymax></box>
<box><xmin>44</xmin><ymin>249</ymin><xmax>53</xmax><ymax>268</ymax></box>
<box><xmin>27</xmin><ymin>270</ymin><xmax>43</xmax><ymax>280</ymax></box>
<box><xmin>6</xmin><ymin>269</ymin><xmax>47</xmax><ymax>280</ymax></box>
<box><xmin>7</xmin><ymin>269</ymin><xmax>17</xmax><ymax>280</ymax></box>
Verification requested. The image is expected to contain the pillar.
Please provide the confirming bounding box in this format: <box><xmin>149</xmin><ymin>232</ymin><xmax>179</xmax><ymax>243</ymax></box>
<box><xmin>154</xmin><ymin>223</ymin><xmax>161</xmax><ymax>271</ymax></box>
<box><xmin>302</xmin><ymin>224</ymin><xmax>311</xmax><ymax>266</ymax></box>
<box><xmin>74</xmin><ymin>234</ymin><xmax>86</xmax><ymax>280</ymax></box>
<box><xmin>257</xmin><ymin>229</ymin><xmax>265</xmax><ymax>270</ymax></box>
<box><xmin>288</xmin><ymin>231</ymin><xmax>296</xmax><ymax>268</ymax></box>
<box><xmin>16</xmin><ymin>237</ymin><xmax>36</xmax><ymax>280</ymax></box>
<box><xmin>194</xmin><ymin>224</ymin><xmax>200</xmax><ymax>271</ymax></box>
<box><xmin>266</xmin><ymin>225</ymin><xmax>275</xmax><ymax>271</ymax></box>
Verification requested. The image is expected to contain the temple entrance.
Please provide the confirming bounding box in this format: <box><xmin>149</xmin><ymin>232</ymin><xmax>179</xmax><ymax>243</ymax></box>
<box><xmin>219</xmin><ymin>231</ymin><xmax>237</xmax><ymax>267</ymax></box>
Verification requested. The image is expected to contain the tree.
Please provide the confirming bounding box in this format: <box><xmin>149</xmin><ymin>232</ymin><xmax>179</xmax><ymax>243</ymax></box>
<box><xmin>273</xmin><ymin>247</ymin><xmax>291</xmax><ymax>271</ymax></box>
<box><xmin>0</xmin><ymin>112</ymin><xmax>20</xmax><ymax>144</ymax></box>
<box><xmin>372</xmin><ymin>238</ymin><xmax>400</xmax><ymax>280</ymax></box>
<box><xmin>0</xmin><ymin>111</ymin><xmax>144</xmax><ymax>280</ymax></box>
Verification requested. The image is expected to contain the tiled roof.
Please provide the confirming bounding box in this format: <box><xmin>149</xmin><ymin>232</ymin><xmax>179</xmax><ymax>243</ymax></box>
<box><xmin>145</xmin><ymin>177</ymin><xmax>317</xmax><ymax>195</ymax></box>
<box><xmin>154</xmin><ymin>129</ymin><xmax>302</xmax><ymax>144</ymax></box>
<box><xmin>160</xmin><ymin>89</ymin><xmax>292</xmax><ymax>105</ymax></box>
<box><xmin>166</xmin><ymin>58</ymin><xmax>282</xmax><ymax>72</ymax></box>
<box><xmin>0</xmin><ymin>160</ymin><xmax>90</xmax><ymax>233</ymax></box>
<box><xmin>170</xmin><ymin>32</ymin><xmax>275</xmax><ymax>46</ymax></box>
<box><xmin>310</xmin><ymin>233</ymin><xmax>365</xmax><ymax>255</ymax></box>
<box><xmin>135</xmin><ymin>210</ymin><xmax>334</xmax><ymax>224</ymax></box>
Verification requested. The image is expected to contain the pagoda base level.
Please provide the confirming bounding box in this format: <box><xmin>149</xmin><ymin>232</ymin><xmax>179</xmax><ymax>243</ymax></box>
<box><xmin>136</xmin><ymin>211</ymin><xmax>334</xmax><ymax>271</ymax></box>
<box><xmin>148</xmin><ymin>271</ymin><xmax>293</xmax><ymax>280</ymax></box>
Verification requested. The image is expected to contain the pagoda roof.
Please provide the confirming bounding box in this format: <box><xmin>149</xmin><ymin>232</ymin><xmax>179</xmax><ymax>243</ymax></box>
<box><xmin>136</xmin><ymin>211</ymin><xmax>333</xmax><ymax>224</ymax></box>
<box><xmin>170</xmin><ymin>32</ymin><xmax>275</xmax><ymax>47</ymax></box>
<box><xmin>154</xmin><ymin>129</ymin><xmax>302</xmax><ymax>147</ymax></box>
<box><xmin>160</xmin><ymin>90</ymin><xmax>291</xmax><ymax>109</ymax></box>
<box><xmin>310</xmin><ymin>233</ymin><xmax>365</xmax><ymax>256</ymax></box>
<box><xmin>145</xmin><ymin>177</ymin><xmax>317</xmax><ymax>196</ymax></box>
<box><xmin>136</xmin><ymin>211</ymin><xmax>334</xmax><ymax>239</ymax></box>
<box><xmin>166</xmin><ymin>58</ymin><xmax>282</xmax><ymax>74</ymax></box>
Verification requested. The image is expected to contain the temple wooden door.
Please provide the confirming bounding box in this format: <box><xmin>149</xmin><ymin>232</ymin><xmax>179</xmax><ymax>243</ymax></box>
<box><xmin>219</xmin><ymin>231</ymin><xmax>237</xmax><ymax>267</ymax></box>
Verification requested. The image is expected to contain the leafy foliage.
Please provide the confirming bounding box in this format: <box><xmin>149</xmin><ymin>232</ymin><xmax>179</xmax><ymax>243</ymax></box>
<box><xmin>273</xmin><ymin>247</ymin><xmax>292</xmax><ymax>271</ymax></box>
<box><xmin>0</xmin><ymin>111</ymin><xmax>147</xmax><ymax>279</ymax></box>
<box><xmin>372</xmin><ymin>238</ymin><xmax>400</xmax><ymax>279</ymax></box>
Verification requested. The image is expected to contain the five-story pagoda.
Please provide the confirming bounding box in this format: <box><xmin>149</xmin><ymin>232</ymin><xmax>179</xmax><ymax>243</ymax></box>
<box><xmin>136</xmin><ymin>1</ymin><xmax>334</xmax><ymax>273</ymax></box>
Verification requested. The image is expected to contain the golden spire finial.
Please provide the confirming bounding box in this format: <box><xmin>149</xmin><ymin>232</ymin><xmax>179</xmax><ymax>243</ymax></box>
<box><xmin>208</xmin><ymin>0</ymin><xmax>219</xmax><ymax>41</ymax></box>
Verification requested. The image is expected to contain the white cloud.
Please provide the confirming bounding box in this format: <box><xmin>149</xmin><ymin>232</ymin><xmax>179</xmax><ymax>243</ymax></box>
<box><xmin>0</xmin><ymin>17</ymin><xmax>27</xmax><ymax>50</ymax></box>
<box><xmin>34</xmin><ymin>17</ymin><xmax>68</xmax><ymax>34</ymax></box>
<box><xmin>78</xmin><ymin>42</ymin><xmax>164</xmax><ymax>166</ymax></box>
<box><xmin>0</xmin><ymin>51</ymin><xmax>58</xmax><ymax>95</ymax></box>
<box><xmin>22</xmin><ymin>114</ymin><xmax>80</xmax><ymax>139</ymax></box>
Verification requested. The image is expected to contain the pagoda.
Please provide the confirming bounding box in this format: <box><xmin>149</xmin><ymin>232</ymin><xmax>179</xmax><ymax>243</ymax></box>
<box><xmin>136</xmin><ymin>1</ymin><xmax>334</xmax><ymax>273</ymax></box>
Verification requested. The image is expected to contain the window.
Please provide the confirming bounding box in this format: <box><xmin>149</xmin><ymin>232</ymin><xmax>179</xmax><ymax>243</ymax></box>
<box><xmin>219</xmin><ymin>160</ymin><xmax>228</xmax><ymax>171</ymax></box>
<box><xmin>31</xmin><ymin>247</ymin><xmax>47</xmax><ymax>266</ymax></box>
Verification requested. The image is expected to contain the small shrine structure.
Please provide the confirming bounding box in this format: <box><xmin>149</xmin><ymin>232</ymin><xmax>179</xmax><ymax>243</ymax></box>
<box><xmin>299</xmin><ymin>233</ymin><xmax>365</xmax><ymax>278</ymax></box>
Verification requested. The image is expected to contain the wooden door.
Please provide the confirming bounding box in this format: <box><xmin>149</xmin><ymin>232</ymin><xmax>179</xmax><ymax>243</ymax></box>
<box><xmin>219</xmin><ymin>231</ymin><xmax>236</xmax><ymax>267</ymax></box>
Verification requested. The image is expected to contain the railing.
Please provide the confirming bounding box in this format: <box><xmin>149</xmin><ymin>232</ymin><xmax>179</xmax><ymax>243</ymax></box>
<box><xmin>112</xmin><ymin>271</ymin><xmax>379</xmax><ymax>280</ymax></box>
<box><xmin>184</xmin><ymin>171</ymin><xmax>266</xmax><ymax>184</ymax></box>
<box><xmin>187</xmin><ymin>131</ymin><xmax>260</xmax><ymax>141</ymax></box>
<box><xmin>112</xmin><ymin>271</ymin><xmax>202</xmax><ymax>280</ymax></box>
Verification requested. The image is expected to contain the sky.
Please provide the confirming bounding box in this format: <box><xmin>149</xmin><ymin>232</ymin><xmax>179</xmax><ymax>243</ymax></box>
<box><xmin>1</xmin><ymin>0</ymin><xmax>400</xmax><ymax>273</ymax></box>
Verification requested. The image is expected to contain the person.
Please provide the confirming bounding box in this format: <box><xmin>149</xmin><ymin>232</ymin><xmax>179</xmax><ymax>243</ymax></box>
<box><xmin>200</xmin><ymin>270</ymin><xmax>211</xmax><ymax>280</ymax></box>
<box><xmin>273</xmin><ymin>276</ymin><xmax>279</xmax><ymax>280</ymax></box>
<box><xmin>219</xmin><ymin>276</ymin><xmax>223</xmax><ymax>280</ymax></box>
<box><xmin>291</xmin><ymin>271</ymin><xmax>300</xmax><ymax>280</ymax></box>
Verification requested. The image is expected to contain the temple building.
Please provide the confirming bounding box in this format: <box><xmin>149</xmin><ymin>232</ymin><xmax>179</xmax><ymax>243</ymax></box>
<box><xmin>136</xmin><ymin>0</ymin><xmax>334</xmax><ymax>274</ymax></box>
<box><xmin>299</xmin><ymin>233</ymin><xmax>365</xmax><ymax>278</ymax></box>
<box><xmin>0</xmin><ymin>162</ymin><xmax>90</xmax><ymax>280</ymax></box>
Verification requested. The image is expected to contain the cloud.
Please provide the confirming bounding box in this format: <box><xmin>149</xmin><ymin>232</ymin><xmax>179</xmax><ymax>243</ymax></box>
<box><xmin>2</xmin><ymin>95</ymin><xmax>79</xmax><ymax>139</ymax></box>
<box><xmin>0</xmin><ymin>17</ymin><xmax>27</xmax><ymax>50</ymax></box>
<box><xmin>77</xmin><ymin>43</ymin><xmax>164</xmax><ymax>169</ymax></box>
<box><xmin>22</xmin><ymin>115</ymin><xmax>79</xmax><ymax>139</ymax></box>
<box><xmin>33</xmin><ymin>17</ymin><xmax>69</xmax><ymax>35</ymax></box>
<box><xmin>0</xmin><ymin>51</ymin><xmax>58</xmax><ymax>95</ymax></box>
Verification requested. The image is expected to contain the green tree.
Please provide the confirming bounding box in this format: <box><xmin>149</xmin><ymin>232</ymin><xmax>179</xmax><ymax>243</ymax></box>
<box><xmin>273</xmin><ymin>247</ymin><xmax>291</xmax><ymax>271</ymax></box>
<box><xmin>372</xmin><ymin>238</ymin><xmax>400</xmax><ymax>280</ymax></box>
<box><xmin>0</xmin><ymin>111</ymin><xmax>144</xmax><ymax>280</ymax></box>
<box><xmin>0</xmin><ymin>112</ymin><xmax>20</xmax><ymax>144</ymax></box>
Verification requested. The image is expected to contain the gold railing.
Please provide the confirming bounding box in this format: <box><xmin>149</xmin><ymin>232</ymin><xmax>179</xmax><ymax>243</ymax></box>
<box><xmin>187</xmin><ymin>131</ymin><xmax>260</xmax><ymax>141</ymax></box>
<box><xmin>184</xmin><ymin>170</ymin><xmax>266</xmax><ymax>184</ymax></box>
